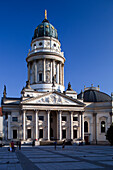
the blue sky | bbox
[0,0,113,100]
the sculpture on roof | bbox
[3,85,6,98]
[67,82,72,90]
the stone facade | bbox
[1,12,113,145]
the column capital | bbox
[23,110,26,113]
[69,111,74,114]
[79,111,85,115]
[35,110,39,114]
[46,110,50,114]
[93,112,97,116]
[58,110,62,114]
[109,112,112,116]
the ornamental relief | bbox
[38,94,70,104]
[46,71,50,83]
[38,60,43,71]
[46,60,51,71]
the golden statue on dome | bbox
[45,9,47,19]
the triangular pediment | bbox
[21,91,84,106]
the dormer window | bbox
[39,42,42,46]
[33,44,36,49]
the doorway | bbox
[27,129,31,139]
[13,130,17,139]
[50,111,57,140]
[84,136,89,145]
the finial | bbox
[45,9,47,19]
[3,85,6,98]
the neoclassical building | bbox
[1,11,113,144]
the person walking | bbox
[62,140,65,149]
[9,142,12,152]
[54,140,57,150]
[19,140,21,150]
[11,141,14,152]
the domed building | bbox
[78,85,112,144]
[1,11,113,145]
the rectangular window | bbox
[73,130,77,138]
[39,129,43,138]
[39,73,42,81]
[27,116,32,121]
[62,116,67,121]
[12,117,18,122]
[62,130,66,139]
[39,116,44,121]
[73,117,78,121]
[27,129,31,138]
[13,130,17,139]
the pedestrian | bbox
[16,141,19,148]
[32,139,35,147]
[62,140,65,149]
[19,140,21,150]
[54,140,57,150]
[11,141,14,152]
[9,142,12,152]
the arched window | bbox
[84,121,88,132]
[101,121,105,133]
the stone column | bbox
[81,112,84,140]
[34,61,37,83]
[58,111,62,140]
[93,113,97,143]
[70,111,73,140]
[43,59,46,82]
[23,110,26,141]
[35,110,39,140]
[56,63,59,84]
[51,61,53,83]
[79,113,81,138]
[52,60,55,77]
[62,64,64,85]
[8,114,11,139]
[59,62,62,84]
[28,62,30,81]
[47,110,50,140]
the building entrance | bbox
[50,111,57,140]
[84,136,89,145]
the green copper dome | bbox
[32,19,58,40]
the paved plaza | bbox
[1,145,113,169]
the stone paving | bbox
[1,145,113,169]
